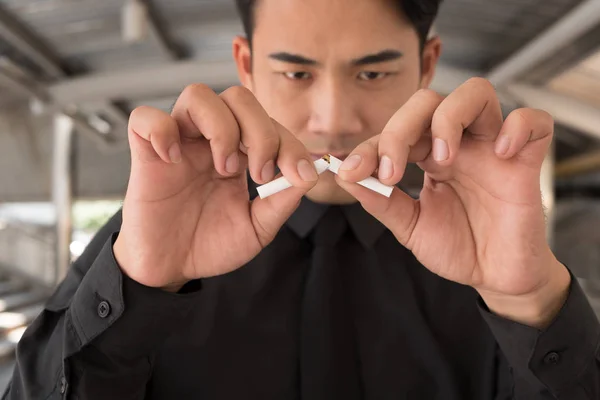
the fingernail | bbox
[297,159,318,182]
[169,143,182,163]
[378,155,393,180]
[495,136,511,156]
[261,160,275,182]
[433,138,449,162]
[226,152,239,174]
[340,154,362,171]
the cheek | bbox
[359,90,415,133]
[252,75,309,132]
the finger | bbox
[272,119,319,188]
[495,108,553,164]
[250,121,318,245]
[128,106,181,164]
[334,175,419,246]
[249,120,318,246]
[220,86,281,184]
[431,77,503,165]
[337,135,430,185]
[250,186,307,247]
[338,89,440,185]
[377,89,441,184]
[337,135,380,182]
[171,84,241,176]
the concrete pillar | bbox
[52,114,74,285]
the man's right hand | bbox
[113,85,318,292]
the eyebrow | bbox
[268,49,404,67]
[351,50,403,66]
[268,52,319,66]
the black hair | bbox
[234,0,442,50]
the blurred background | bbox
[0,0,599,390]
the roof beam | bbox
[0,5,64,79]
[487,0,600,86]
[49,59,239,103]
[47,58,600,141]
[144,0,179,61]
[47,61,487,103]
[0,4,129,132]
[0,66,122,151]
[505,83,600,140]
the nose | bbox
[306,77,364,145]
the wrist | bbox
[113,234,188,293]
[478,260,571,330]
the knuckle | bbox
[129,105,155,122]
[508,107,528,120]
[364,136,380,153]
[465,77,496,94]
[129,106,177,136]
[508,108,534,127]
[528,108,554,125]
[414,88,443,103]
[379,128,397,141]
[431,108,454,130]
[221,85,254,104]
[182,83,214,100]
[262,133,281,150]
[509,108,554,134]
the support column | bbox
[52,114,74,285]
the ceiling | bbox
[0,0,589,74]
[0,0,599,200]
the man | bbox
[4,0,599,398]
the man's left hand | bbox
[336,78,570,330]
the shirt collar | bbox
[286,197,387,249]
[248,174,387,249]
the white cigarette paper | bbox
[256,158,330,199]
[327,155,394,197]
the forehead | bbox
[252,0,418,56]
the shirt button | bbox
[543,351,561,365]
[97,301,111,318]
[59,376,67,394]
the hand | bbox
[336,78,570,328]
[113,85,319,291]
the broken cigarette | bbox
[256,154,394,199]
[256,156,331,199]
[327,155,394,197]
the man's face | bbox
[234,0,440,204]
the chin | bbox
[305,173,358,205]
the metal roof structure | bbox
[0,0,598,202]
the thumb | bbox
[334,175,420,246]
[250,186,309,246]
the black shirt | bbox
[3,191,600,399]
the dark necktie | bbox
[299,207,362,400]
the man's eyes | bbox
[280,71,394,81]
[358,71,391,81]
[283,71,312,80]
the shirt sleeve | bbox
[3,211,203,400]
[480,271,600,399]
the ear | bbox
[233,36,254,91]
[419,36,442,89]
